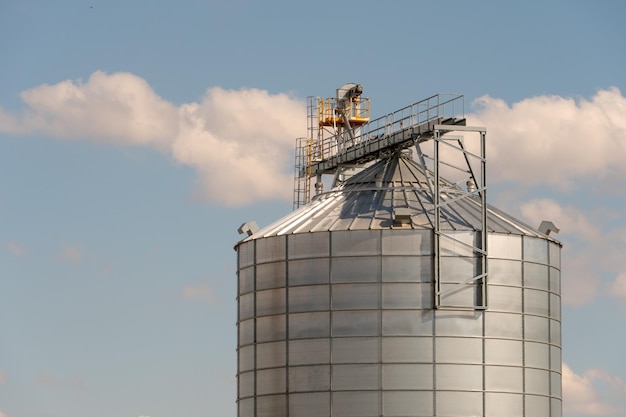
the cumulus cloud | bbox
[518,198,606,306]
[15,71,178,148]
[5,241,26,257]
[454,91,626,309]
[172,87,304,205]
[559,227,626,307]
[563,362,626,415]
[37,373,85,389]
[520,198,601,243]
[469,87,626,189]
[513,199,626,308]
[610,273,626,299]
[562,247,603,306]
[0,71,305,206]
[58,245,83,264]
[181,283,221,305]
[601,227,626,273]
[0,107,22,134]
[3,74,625,207]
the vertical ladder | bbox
[427,125,488,310]
[292,137,310,210]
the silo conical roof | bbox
[244,152,554,241]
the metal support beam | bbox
[433,127,488,310]
[293,92,489,309]
[293,94,467,208]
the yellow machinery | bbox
[293,84,371,208]
[293,86,471,215]
[318,83,371,127]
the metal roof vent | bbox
[393,207,413,227]
[238,221,259,237]
[538,220,560,236]
[375,173,384,188]
[400,148,413,159]
[466,179,476,193]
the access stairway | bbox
[295,94,467,189]
[293,91,488,310]
[307,116,466,177]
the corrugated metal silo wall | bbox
[236,229,561,417]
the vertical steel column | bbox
[433,129,441,308]
[433,126,488,309]
[252,241,258,416]
[284,236,290,417]
[480,130,488,308]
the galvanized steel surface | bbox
[236,154,562,417]
[244,155,553,241]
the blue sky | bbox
[1,1,626,416]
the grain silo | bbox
[234,86,562,417]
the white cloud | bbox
[58,245,83,264]
[561,246,602,307]
[99,265,111,278]
[0,107,22,134]
[171,87,305,205]
[601,227,626,275]
[520,198,601,243]
[469,87,626,189]
[0,71,305,206]
[181,283,221,305]
[38,373,62,388]
[610,273,626,299]
[507,193,626,309]
[5,241,26,257]
[3,75,625,207]
[518,198,606,306]
[37,373,85,389]
[563,362,626,415]
[15,71,178,148]
[558,226,626,307]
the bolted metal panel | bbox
[256,341,286,369]
[485,393,523,417]
[235,153,562,416]
[289,339,330,365]
[289,393,330,417]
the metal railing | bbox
[312,93,464,163]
